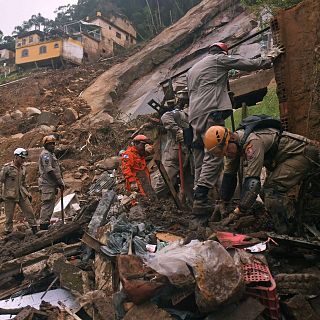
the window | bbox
[29,36,33,43]
[116,32,121,39]
[22,38,26,45]
[17,43,22,47]
[39,46,47,54]
[54,43,59,48]
[21,49,29,57]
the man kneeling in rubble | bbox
[203,116,320,233]
[153,88,194,201]
[121,135,154,200]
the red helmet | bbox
[133,134,148,143]
[209,42,228,53]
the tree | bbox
[241,0,303,13]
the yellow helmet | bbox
[42,135,56,145]
[204,126,230,156]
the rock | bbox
[96,157,121,170]
[1,113,11,122]
[10,109,23,120]
[26,107,41,117]
[38,111,60,126]
[74,172,82,179]
[11,133,24,139]
[283,294,319,320]
[38,125,55,133]
[64,107,78,124]
[78,166,89,173]
[123,302,172,320]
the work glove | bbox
[130,182,139,192]
[176,129,184,143]
[267,45,285,61]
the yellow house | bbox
[15,30,83,68]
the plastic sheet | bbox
[145,240,244,313]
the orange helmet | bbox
[42,135,56,145]
[204,126,230,156]
[209,42,228,54]
[133,134,149,143]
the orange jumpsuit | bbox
[121,146,150,196]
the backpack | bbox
[237,114,282,150]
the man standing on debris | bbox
[203,118,320,232]
[38,135,64,230]
[187,42,283,216]
[154,88,193,200]
[0,148,37,234]
[121,135,153,197]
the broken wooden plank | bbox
[155,160,183,210]
[0,243,81,282]
[14,222,82,258]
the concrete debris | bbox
[64,107,79,124]
[0,0,318,320]
[38,111,60,126]
[26,107,42,117]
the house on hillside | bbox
[15,30,83,69]
[64,12,137,62]
[0,45,15,62]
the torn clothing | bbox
[0,162,31,201]
[121,145,151,196]
[187,52,272,123]
[38,149,63,188]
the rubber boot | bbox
[192,186,213,215]
[31,226,38,234]
[40,223,49,230]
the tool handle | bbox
[60,189,65,224]
[178,143,185,195]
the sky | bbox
[0,0,78,36]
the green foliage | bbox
[241,0,303,13]
[9,0,201,41]
[226,88,280,130]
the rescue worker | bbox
[38,135,64,230]
[153,88,193,200]
[121,135,153,197]
[187,42,284,215]
[0,148,37,234]
[203,120,320,232]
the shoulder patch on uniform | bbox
[123,154,129,159]
[43,154,50,164]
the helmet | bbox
[14,148,28,158]
[42,135,56,145]
[176,87,189,100]
[204,126,230,156]
[209,42,228,53]
[133,135,149,143]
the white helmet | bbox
[14,148,28,158]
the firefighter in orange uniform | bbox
[121,135,153,196]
